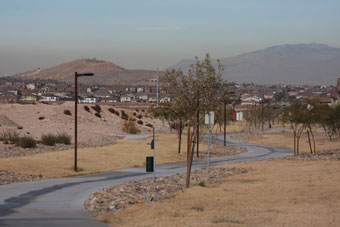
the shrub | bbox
[121,110,129,120]
[19,136,37,148]
[135,109,140,112]
[122,120,140,134]
[41,133,56,146]
[17,126,23,130]
[108,108,116,114]
[38,116,45,120]
[55,133,71,145]
[0,129,20,144]
[64,109,72,116]
[198,181,206,187]
[141,109,145,112]
[137,114,142,119]
[133,112,136,116]
[146,123,153,128]
[95,112,102,118]
[84,106,91,112]
[115,111,119,116]
[91,104,102,113]
[137,120,143,125]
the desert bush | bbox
[19,136,37,148]
[122,119,140,134]
[95,112,102,118]
[137,114,142,119]
[121,110,129,120]
[17,126,23,130]
[55,133,71,145]
[38,116,45,120]
[137,120,143,125]
[141,109,145,112]
[0,129,20,144]
[64,109,72,116]
[146,123,153,128]
[91,104,102,113]
[133,112,136,116]
[108,108,116,114]
[115,111,119,116]
[41,133,56,146]
[135,108,140,112]
[84,106,91,112]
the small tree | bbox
[282,102,309,156]
[150,101,186,154]
[164,54,229,187]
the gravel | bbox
[85,167,251,216]
[0,170,44,185]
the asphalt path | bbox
[0,133,292,227]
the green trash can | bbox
[146,156,154,172]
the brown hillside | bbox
[14,58,162,85]
[15,58,125,80]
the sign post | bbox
[205,111,214,169]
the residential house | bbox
[120,94,134,102]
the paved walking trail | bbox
[0,134,291,226]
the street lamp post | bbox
[74,72,94,171]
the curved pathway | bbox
[0,134,291,226]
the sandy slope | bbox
[0,102,162,146]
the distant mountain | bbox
[14,58,160,85]
[170,43,340,85]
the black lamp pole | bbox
[74,72,94,171]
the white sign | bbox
[236,111,243,121]
[205,111,214,124]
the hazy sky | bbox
[1,0,340,75]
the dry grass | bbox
[0,133,222,178]
[244,130,340,154]
[99,159,340,226]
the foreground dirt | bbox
[99,159,340,227]
[0,133,244,182]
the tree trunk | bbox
[307,129,313,154]
[309,127,316,153]
[186,120,191,188]
[293,130,296,156]
[296,136,300,156]
[178,120,183,154]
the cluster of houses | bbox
[0,78,171,104]
[0,77,339,108]
[234,79,340,108]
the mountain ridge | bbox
[170,43,340,85]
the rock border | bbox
[85,167,251,216]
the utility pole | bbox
[153,127,156,178]
[74,72,94,172]
[261,99,264,131]
[196,90,200,157]
[207,112,211,169]
[224,99,226,146]
[74,73,78,171]
[156,68,159,108]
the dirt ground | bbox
[99,159,340,227]
[0,133,241,178]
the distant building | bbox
[81,96,98,103]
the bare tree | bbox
[164,54,229,187]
